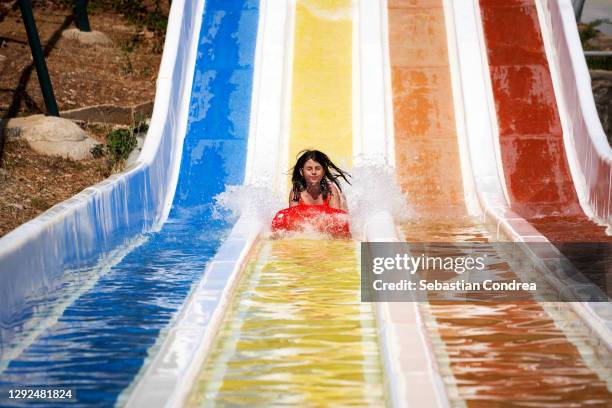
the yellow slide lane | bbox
[289,0,353,170]
[186,2,386,406]
[186,240,383,407]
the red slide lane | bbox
[479,0,610,243]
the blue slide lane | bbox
[0,1,259,406]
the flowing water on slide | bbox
[187,1,386,406]
[186,239,384,407]
[388,0,612,405]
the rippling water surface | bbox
[0,1,260,406]
[0,219,228,407]
[424,301,612,406]
[186,239,385,407]
[401,221,612,406]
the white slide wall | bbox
[537,0,611,228]
[0,0,205,322]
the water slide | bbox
[0,0,610,406]
[388,1,611,405]
[0,0,259,404]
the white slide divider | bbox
[443,0,482,218]
[450,0,611,353]
[357,1,450,407]
[451,0,522,236]
[537,0,611,228]
[124,1,290,406]
[0,0,205,341]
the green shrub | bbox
[144,9,167,33]
[93,118,148,170]
[132,117,149,135]
[106,128,137,165]
[578,19,611,71]
[579,19,611,50]
[90,143,105,158]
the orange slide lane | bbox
[388,0,611,405]
[388,0,489,241]
[389,0,465,223]
[478,0,610,285]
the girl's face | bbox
[301,159,324,186]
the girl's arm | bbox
[329,184,347,211]
[339,190,348,211]
[289,190,299,207]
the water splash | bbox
[214,184,351,240]
[213,183,283,225]
[345,160,413,237]
[214,161,412,240]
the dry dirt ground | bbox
[0,2,165,236]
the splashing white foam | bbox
[213,160,412,240]
[213,183,283,227]
[344,159,412,237]
[214,185,346,240]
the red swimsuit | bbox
[297,192,331,207]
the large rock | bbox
[62,28,112,46]
[590,69,612,146]
[8,115,97,160]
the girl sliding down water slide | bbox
[272,150,351,238]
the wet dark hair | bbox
[290,149,351,201]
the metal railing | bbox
[585,50,612,57]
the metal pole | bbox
[573,0,586,22]
[17,0,59,117]
[75,0,91,32]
